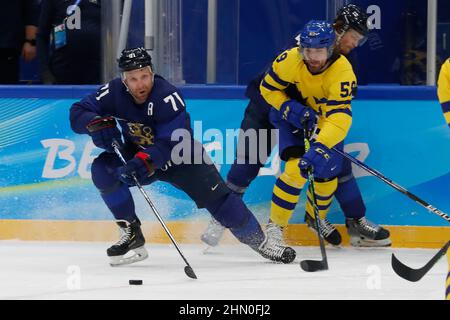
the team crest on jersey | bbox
[127,122,154,146]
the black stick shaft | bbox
[306,167,329,268]
[301,129,328,271]
[333,147,450,223]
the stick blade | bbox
[184,266,198,279]
[391,254,423,282]
[300,259,328,272]
[392,241,450,282]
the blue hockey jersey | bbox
[70,75,193,169]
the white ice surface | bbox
[0,241,447,300]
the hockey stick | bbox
[391,240,450,282]
[300,129,329,272]
[332,148,450,224]
[112,141,197,279]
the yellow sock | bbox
[446,248,449,300]
[305,178,338,220]
[270,159,306,227]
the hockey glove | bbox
[86,116,122,153]
[279,100,316,131]
[117,151,155,185]
[299,142,341,180]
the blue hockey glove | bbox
[86,116,122,153]
[299,142,341,179]
[279,100,316,131]
[117,151,155,185]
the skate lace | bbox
[261,240,285,259]
[114,226,132,246]
[356,217,379,235]
[319,218,336,238]
[266,223,283,243]
[260,237,286,259]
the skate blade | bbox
[202,245,225,255]
[109,247,149,267]
[200,234,221,248]
[350,237,392,248]
[202,245,213,254]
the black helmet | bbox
[335,4,369,36]
[118,47,153,72]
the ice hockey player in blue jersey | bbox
[69,47,296,266]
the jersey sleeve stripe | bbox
[326,108,352,118]
[326,99,352,106]
[268,67,290,87]
[261,79,281,91]
[441,101,450,113]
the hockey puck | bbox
[129,279,143,285]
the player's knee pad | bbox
[91,153,136,221]
[206,192,251,229]
[91,152,122,192]
[226,162,262,192]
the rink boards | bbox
[0,85,449,247]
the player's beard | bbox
[307,59,328,73]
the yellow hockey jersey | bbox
[438,58,450,126]
[260,47,356,148]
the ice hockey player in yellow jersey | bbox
[438,58,450,300]
[438,58,450,127]
[200,5,391,250]
[446,247,449,300]
[260,20,390,252]
[260,20,352,247]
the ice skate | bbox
[256,233,296,264]
[265,221,287,246]
[346,217,391,247]
[107,219,148,266]
[304,213,342,246]
[201,218,226,248]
